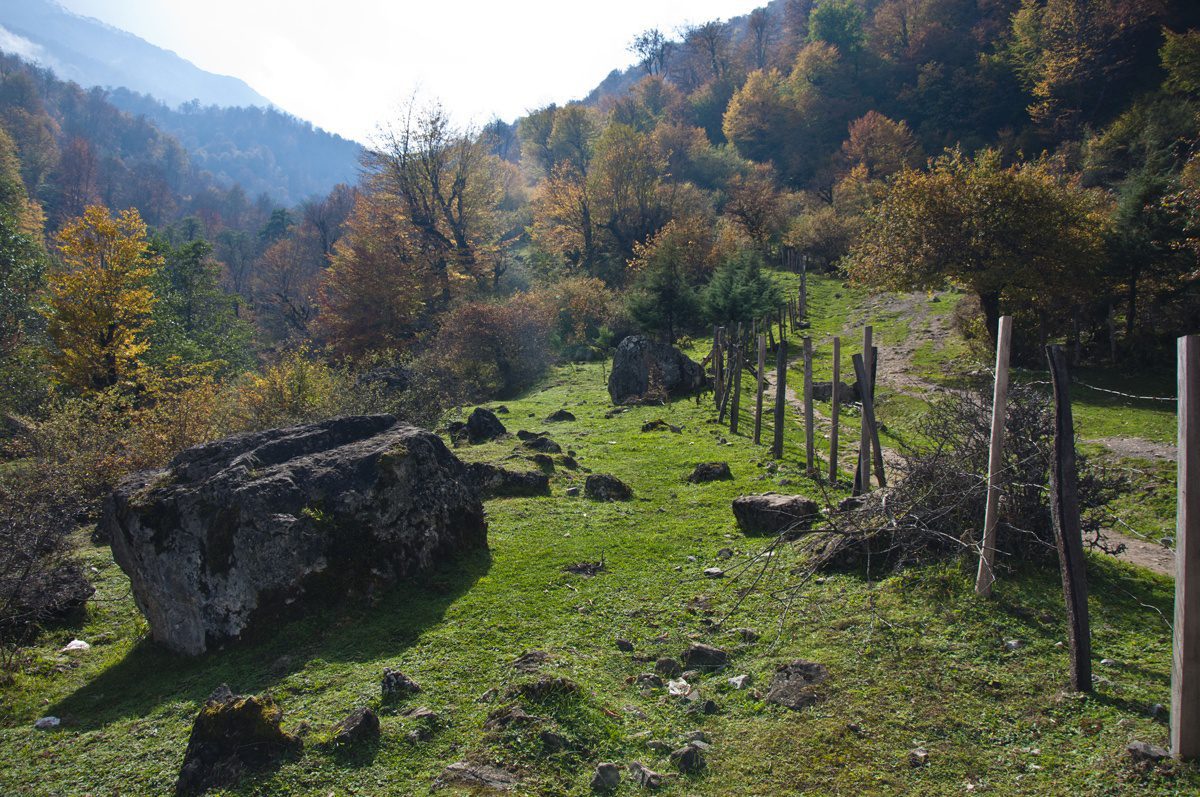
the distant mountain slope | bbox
[108,89,361,205]
[0,0,270,109]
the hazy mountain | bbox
[0,0,271,109]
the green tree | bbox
[703,248,782,326]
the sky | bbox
[55,0,768,143]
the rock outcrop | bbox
[103,415,487,655]
[466,462,551,498]
[732,493,821,536]
[607,336,704,405]
[585,474,633,502]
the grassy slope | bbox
[0,343,1193,795]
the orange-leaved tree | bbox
[44,205,162,392]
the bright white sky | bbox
[56,0,767,143]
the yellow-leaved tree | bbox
[44,205,162,392]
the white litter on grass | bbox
[34,716,60,729]
[667,678,692,697]
[60,639,90,653]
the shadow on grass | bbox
[51,550,492,730]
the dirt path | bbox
[1097,528,1174,577]
[1089,436,1176,462]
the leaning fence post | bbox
[1046,344,1091,692]
[975,315,1013,598]
[1174,334,1200,758]
[851,353,879,496]
[754,334,766,445]
[773,339,787,459]
[803,336,815,473]
[855,326,873,495]
[829,336,841,483]
[714,327,725,409]
[799,256,808,320]
[731,324,743,435]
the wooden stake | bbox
[714,327,724,408]
[856,326,873,494]
[829,336,841,483]
[799,257,808,320]
[754,333,766,445]
[1046,344,1091,693]
[976,315,1013,598]
[851,353,879,497]
[869,345,886,487]
[1174,334,1200,758]
[731,324,743,435]
[773,339,787,459]
[803,336,814,472]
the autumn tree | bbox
[849,149,1108,348]
[841,111,921,178]
[631,28,674,76]
[724,164,787,251]
[44,205,162,391]
[626,216,716,341]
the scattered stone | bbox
[465,407,507,443]
[636,673,664,688]
[524,435,563,454]
[34,716,60,730]
[670,743,707,773]
[716,548,733,559]
[641,419,682,434]
[703,567,725,579]
[483,704,545,731]
[545,409,576,423]
[682,669,702,681]
[667,678,692,697]
[687,462,732,483]
[329,707,380,748]
[1004,640,1025,652]
[103,416,487,656]
[627,761,665,789]
[437,761,519,792]
[684,730,710,743]
[732,494,821,536]
[175,685,301,797]
[591,762,621,792]
[1127,741,1170,764]
[466,461,551,498]
[616,638,635,652]
[381,668,421,699]
[565,486,581,497]
[511,650,551,673]
[681,643,729,671]
[655,658,683,678]
[585,474,633,502]
[60,639,90,653]
[728,674,751,690]
[564,561,606,577]
[608,336,705,405]
[494,406,509,414]
[539,729,570,752]
[909,747,929,768]
[766,660,828,710]
[734,628,759,643]
[1100,658,1118,667]
[516,429,546,441]
[530,453,555,470]
[405,706,440,741]
[557,455,580,470]
[689,699,719,715]
[647,740,673,754]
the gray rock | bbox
[585,474,633,502]
[33,716,60,729]
[655,657,683,678]
[467,462,550,498]
[670,743,707,773]
[728,674,751,690]
[627,761,665,788]
[565,486,581,497]
[524,435,563,454]
[175,685,301,797]
[465,407,507,443]
[545,409,576,423]
[687,462,732,483]
[381,668,421,699]
[1127,740,1169,763]
[511,650,551,672]
[703,567,725,578]
[732,494,820,536]
[591,762,621,792]
[647,740,673,754]
[684,730,709,743]
[681,643,729,670]
[616,638,634,652]
[103,416,487,655]
[636,673,664,688]
[539,729,569,752]
[437,761,519,791]
[330,707,380,747]
[734,628,760,643]
[608,336,705,405]
[642,419,683,433]
[766,660,828,710]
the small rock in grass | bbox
[642,419,682,433]
[60,639,90,653]
[465,407,507,444]
[636,673,664,688]
[734,628,759,643]
[688,699,719,715]
[728,674,751,690]
[616,638,634,652]
[703,567,725,579]
[687,462,732,483]
[591,762,621,792]
[511,650,551,673]
[684,730,710,743]
[627,761,664,788]
[716,548,733,559]
[381,668,421,698]
[545,409,576,423]
[330,707,380,747]
[909,747,929,768]
[437,761,519,791]
[655,657,682,678]
[681,643,729,670]
[1127,741,1169,764]
[566,486,581,497]
[539,729,569,752]
[647,739,673,754]
[1100,658,1118,667]
[1150,703,1168,719]
[670,743,707,773]
[1004,640,1024,652]
[524,435,563,454]
[667,678,692,697]
[766,660,828,710]
[34,716,60,729]
[585,473,633,501]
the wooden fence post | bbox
[800,257,808,320]
[851,353,880,496]
[855,326,873,495]
[869,346,886,487]
[731,324,743,435]
[1046,344,1091,693]
[754,334,766,445]
[773,339,787,459]
[829,336,841,483]
[804,336,815,473]
[1174,334,1200,758]
[975,315,1013,598]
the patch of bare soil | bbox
[1097,528,1174,577]
[1090,436,1176,462]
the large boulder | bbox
[465,407,507,444]
[732,493,821,536]
[102,415,487,655]
[607,336,704,405]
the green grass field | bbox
[0,349,1192,795]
